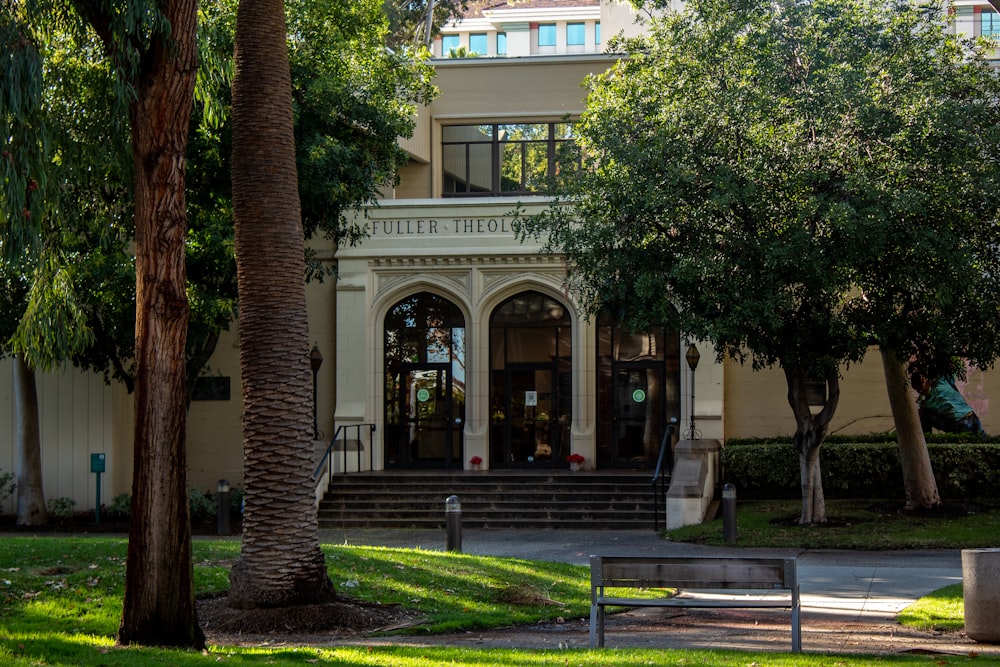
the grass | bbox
[897,583,965,632]
[0,502,989,666]
[664,499,1000,549]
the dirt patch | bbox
[197,594,423,645]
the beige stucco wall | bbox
[723,352,997,440]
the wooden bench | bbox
[589,555,801,652]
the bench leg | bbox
[589,604,605,648]
[791,604,801,653]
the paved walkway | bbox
[318,527,999,655]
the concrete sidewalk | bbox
[318,527,998,655]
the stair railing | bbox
[651,420,678,532]
[311,423,376,505]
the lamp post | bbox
[685,343,701,439]
[310,344,323,440]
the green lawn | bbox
[0,503,986,667]
[665,499,1000,549]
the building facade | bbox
[0,0,996,514]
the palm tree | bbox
[228,0,336,608]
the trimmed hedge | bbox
[722,437,1000,500]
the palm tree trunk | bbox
[228,0,336,609]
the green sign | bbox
[632,389,647,404]
[417,388,431,402]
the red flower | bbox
[469,456,483,465]
[566,453,585,464]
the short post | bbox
[217,479,231,536]
[722,483,737,543]
[445,495,462,552]
[90,453,106,525]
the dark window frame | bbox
[441,122,578,197]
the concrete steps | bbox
[317,470,663,530]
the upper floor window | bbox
[595,22,601,45]
[497,32,507,55]
[442,123,580,196]
[567,23,586,46]
[469,33,488,55]
[983,8,1000,37]
[538,24,556,47]
[442,34,460,56]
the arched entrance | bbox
[384,292,466,469]
[596,323,681,468]
[489,291,571,468]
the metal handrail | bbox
[312,423,376,489]
[651,421,677,532]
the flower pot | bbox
[569,462,581,472]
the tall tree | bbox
[525,0,1000,523]
[1,3,107,526]
[65,0,204,646]
[228,0,336,608]
[384,0,467,48]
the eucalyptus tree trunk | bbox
[784,366,840,525]
[881,349,941,510]
[109,0,203,648]
[228,0,336,609]
[13,355,47,527]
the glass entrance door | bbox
[597,324,680,468]
[612,364,666,466]
[495,363,562,466]
[390,362,460,468]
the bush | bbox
[106,493,132,520]
[188,487,218,523]
[0,469,15,506]
[722,436,1000,500]
[46,497,77,518]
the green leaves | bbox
[534,0,1000,384]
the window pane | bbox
[538,23,556,46]
[499,123,546,141]
[497,32,507,55]
[443,125,492,142]
[442,144,468,192]
[442,34,460,55]
[500,142,523,192]
[567,22,585,46]
[984,10,1000,37]
[469,33,487,54]
[467,143,493,193]
[523,141,549,191]
[595,22,601,44]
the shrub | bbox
[106,493,132,520]
[0,469,15,506]
[47,497,77,518]
[722,437,1000,500]
[188,487,217,523]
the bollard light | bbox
[722,483,737,544]
[445,495,462,552]
[217,479,231,536]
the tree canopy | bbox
[525,0,1000,522]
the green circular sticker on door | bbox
[632,389,647,403]
[417,388,431,402]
